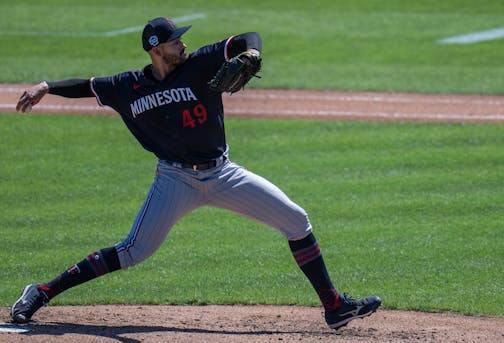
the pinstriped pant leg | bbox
[116,162,204,269]
[208,162,312,240]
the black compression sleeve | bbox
[227,32,262,59]
[47,78,94,98]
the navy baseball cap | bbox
[142,17,191,51]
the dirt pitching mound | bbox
[1,305,504,343]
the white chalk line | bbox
[229,92,504,106]
[226,108,504,121]
[438,27,504,44]
[0,13,206,37]
[0,323,30,333]
[2,86,504,106]
[0,103,113,112]
[1,104,503,122]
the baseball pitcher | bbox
[12,17,381,330]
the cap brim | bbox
[168,25,191,41]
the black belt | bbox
[181,160,218,171]
[170,156,226,171]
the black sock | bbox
[38,246,121,300]
[289,233,342,311]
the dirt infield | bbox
[1,85,503,342]
[1,305,504,343]
[2,84,504,122]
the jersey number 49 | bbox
[182,104,208,128]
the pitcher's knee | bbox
[115,242,155,270]
[277,211,313,240]
[283,222,313,240]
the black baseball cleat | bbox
[325,294,381,330]
[11,284,49,324]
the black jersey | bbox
[90,37,236,164]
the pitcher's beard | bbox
[163,52,188,66]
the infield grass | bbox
[1,0,504,93]
[1,114,503,316]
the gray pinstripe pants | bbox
[116,158,312,269]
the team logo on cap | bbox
[149,35,159,47]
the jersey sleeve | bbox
[89,75,118,108]
[225,32,262,59]
[90,71,137,110]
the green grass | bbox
[1,114,503,316]
[1,0,504,318]
[1,0,504,93]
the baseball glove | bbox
[208,49,262,94]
